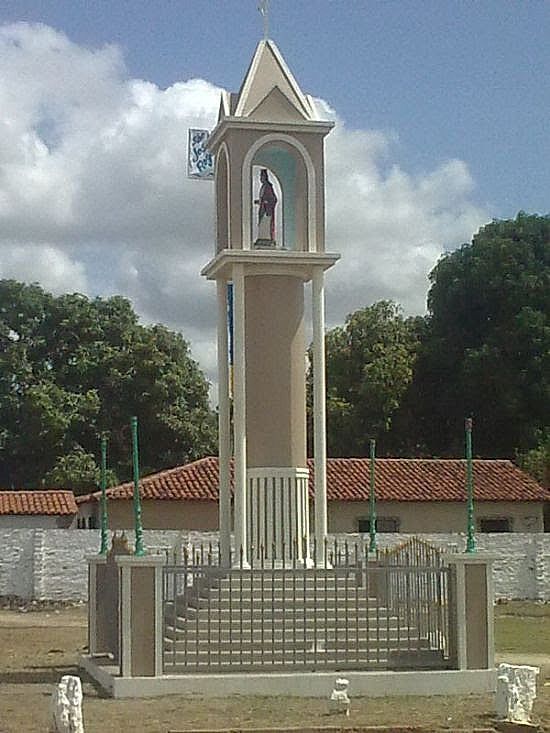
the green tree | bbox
[314,301,420,456]
[417,212,550,457]
[517,435,550,486]
[44,446,118,493]
[0,281,217,491]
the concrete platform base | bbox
[79,655,496,699]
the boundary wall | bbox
[0,529,548,601]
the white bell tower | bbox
[202,39,339,566]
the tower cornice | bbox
[201,248,340,281]
[207,117,334,155]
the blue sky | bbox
[0,1,548,382]
[3,0,548,218]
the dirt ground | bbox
[0,604,548,733]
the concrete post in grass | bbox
[445,553,494,671]
[117,554,165,678]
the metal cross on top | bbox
[258,0,270,39]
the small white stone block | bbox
[329,677,350,716]
[495,663,539,724]
[50,675,84,733]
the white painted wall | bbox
[329,501,545,533]
[0,529,35,598]
[0,529,549,601]
[0,515,76,529]
[342,532,550,602]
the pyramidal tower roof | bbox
[219,39,318,123]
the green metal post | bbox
[98,434,109,554]
[465,417,476,553]
[369,438,377,553]
[131,416,145,556]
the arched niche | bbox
[244,137,313,252]
[215,144,229,252]
[251,164,283,247]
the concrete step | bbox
[388,648,447,668]
[177,584,376,602]
[165,596,389,607]
[164,625,415,641]
[165,614,406,627]
[162,650,393,665]
[165,607,391,618]
[169,574,368,590]
[179,600,381,613]
[216,574,366,584]
[163,637,423,653]
[163,622,416,640]
[168,587,372,603]
[162,659,389,673]
[166,598,389,612]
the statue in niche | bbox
[254,169,277,247]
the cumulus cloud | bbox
[0,243,87,294]
[319,97,486,319]
[0,22,489,388]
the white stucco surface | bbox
[496,663,539,723]
[0,529,549,601]
[0,515,76,529]
[50,675,84,733]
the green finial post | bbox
[99,434,109,554]
[465,417,476,553]
[369,438,377,553]
[131,416,145,556]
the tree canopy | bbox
[0,281,217,491]
[316,213,549,469]
[416,212,550,458]
[1,213,548,490]
[316,301,420,456]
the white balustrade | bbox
[247,467,310,565]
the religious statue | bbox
[254,169,277,247]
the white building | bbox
[76,456,548,533]
[0,490,77,529]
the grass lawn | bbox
[0,601,548,733]
[495,600,550,656]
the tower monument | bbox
[202,38,339,566]
[82,29,494,697]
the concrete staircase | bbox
[163,570,445,672]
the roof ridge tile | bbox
[73,457,548,505]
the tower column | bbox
[203,37,338,569]
[216,279,231,566]
[233,264,248,565]
[312,267,328,563]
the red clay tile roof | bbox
[76,457,549,505]
[322,458,548,502]
[0,491,78,516]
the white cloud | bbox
[0,22,489,390]
[0,243,87,294]
[323,116,486,319]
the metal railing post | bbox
[131,416,145,556]
[465,418,476,553]
[98,434,109,554]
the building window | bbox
[357,517,400,533]
[479,517,511,533]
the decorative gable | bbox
[235,40,314,120]
[248,85,308,123]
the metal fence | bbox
[380,537,450,658]
[162,538,451,674]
